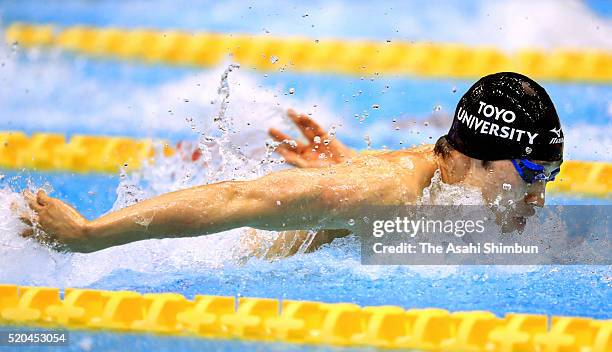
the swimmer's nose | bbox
[524,182,546,207]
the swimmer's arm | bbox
[81,171,346,251]
[28,165,382,252]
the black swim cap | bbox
[446,72,564,161]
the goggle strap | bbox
[512,159,527,180]
[519,159,545,171]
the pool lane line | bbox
[5,22,612,83]
[1,130,610,197]
[0,285,610,351]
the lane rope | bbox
[0,284,610,351]
[5,23,612,82]
[0,131,609,197]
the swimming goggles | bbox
[511,159,561,184]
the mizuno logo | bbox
[550,127,562,138]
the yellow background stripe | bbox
[0,131,609,197]
[0,131,173,173]
[5,23,612,82]
[0,284,610,351]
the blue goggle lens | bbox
[512,159,561,184]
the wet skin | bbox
[20,110,560,254]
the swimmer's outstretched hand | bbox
[21,189,88,251]
[269,109,356,168]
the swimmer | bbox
[19,72,563,254]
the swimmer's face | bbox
[464,159,562,232]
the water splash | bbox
[419,169,485,205]
[0,63,301,286]
[0,33,608,292]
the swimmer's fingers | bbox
[36,189,50,206]
[269,128,305,152]
[10,199,35,234]
[275,147,309,168]
[23,190,44,211]
[24,189,50,208]
[20,227,34,239]
[287,109,327,141]
[15,207,36,238]
[18,211,37,227]
[268,128,294,144]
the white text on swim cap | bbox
[478,101,516,123]
[456,102,538,144]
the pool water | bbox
[0,1,611,350]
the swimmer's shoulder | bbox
[357,145,435,167]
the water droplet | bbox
[285,139,298,148]
[372,104,380,109]
[288,87,295,95]
[78,337,93,351]
[313,136,321,144]
[270,56,279,64]
[502,183,512,191]
[433,105,442,112]
[276,200,282,206]
[451,86,457,93]
[347,219,355,226]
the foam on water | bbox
[0,63,345,287]
[0,144,610,317]
[0,21,609,314]
[0,36,342,142]
[0,63,531,288]
[0,58,609,289]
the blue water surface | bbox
[0,1,611,351]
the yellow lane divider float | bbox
[0,285,610,351]
[5,23,612,82]
[0,131,173,173]
[0,131,610,197]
